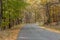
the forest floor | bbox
[0,24,24,40]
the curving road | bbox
[17,24,60,40]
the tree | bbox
[0,0,28,30]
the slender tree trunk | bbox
[0,0,2,30]
[45,3,51,24]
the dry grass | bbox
[0,24,24,40]
[44,24,60,30]
[40,24,60,33]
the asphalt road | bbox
[17,24,60,40]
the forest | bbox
[0,0,60,30]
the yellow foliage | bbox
[50,5,60,16]
[40,0,50,5]
[49,4,60,22]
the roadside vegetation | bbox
[0,0,28,30]
[0,0,28,40]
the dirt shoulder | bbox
[0,24,24,40]
[40,25,60,33]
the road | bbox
[17,24,60,40]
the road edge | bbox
[39,26,60,34]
